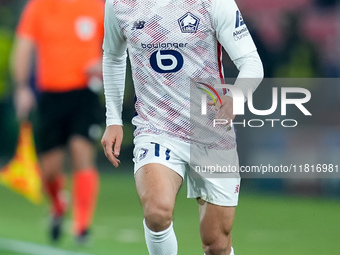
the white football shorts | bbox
[133,134,241,206]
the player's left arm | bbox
[211,0,264,121]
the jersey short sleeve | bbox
[213,0,256,61]
[16,0,40,41]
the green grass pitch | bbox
[0,172,339,255]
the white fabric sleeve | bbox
[213,0,257,60]
[233,50,264,101]
[102,0,128,126]
[103,52,127,126]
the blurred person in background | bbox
[11,0,105,244]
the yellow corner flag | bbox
[0,122,43,204]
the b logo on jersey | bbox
[178,12,200,33]
[150,50,184,73]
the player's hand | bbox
[101,125,123,168]
[207,94,235,124]
[14,85,36,121]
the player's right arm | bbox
[101,0,128,167]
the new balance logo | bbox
[235,10,245,28]
[132,20,145,30]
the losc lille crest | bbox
[178,12,200,33]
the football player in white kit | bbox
[101,0,263,254]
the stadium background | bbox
[0,0,340,254]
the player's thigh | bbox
[189,145,239,251]
[133,138,185,228]
[135,163,182,211]
[199,200,235,248]
[135,163,183,231]
[133,138,186,206]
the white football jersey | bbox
[103,0,258,149]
